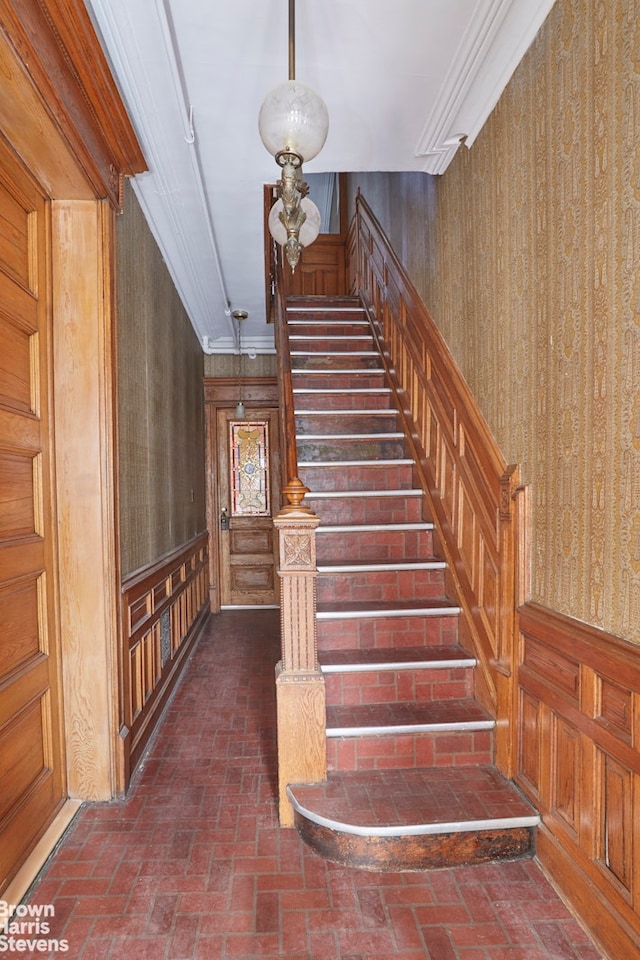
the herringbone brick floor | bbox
[27,610,604,959]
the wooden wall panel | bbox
[518,601,640,959]
[120,533,209,785]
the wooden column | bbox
[274,480,326,826]
[52,199,121,799]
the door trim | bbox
[204,377,279,612]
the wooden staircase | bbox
[284,295,539,871]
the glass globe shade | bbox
[258,80,329,162]
[268,196,321,248]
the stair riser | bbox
[289,323,369,338]
[294,816,534,872]
[292,372,386,390]
[299,462,413,492]
[306,495,423,525]
[326,729,493,772]
[317,615,460,651]
[291,354,380,371]
[294,392,392,411]
[296,413,399,435]
[290,337,374,353]
[324,667,474,708]
[297,437,406,462]
[317,569,446,604]
[316,528,435,563]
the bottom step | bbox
[287,765,539,872]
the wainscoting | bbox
[119,533,209,785]
[517,601,640,959]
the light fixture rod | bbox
[288,0,295,80]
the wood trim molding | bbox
[0,0,145,205]
[518,600,640,960]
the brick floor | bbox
[25,609,604,959]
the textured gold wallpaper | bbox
[116,181,206,576]
[348,0,640,642]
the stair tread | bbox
[326,697,493,734]
[288,766,539,836]
[308,489,422,499]
[317,598,460,617]
[317,559,445,572]
[319,644,475,671]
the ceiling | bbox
[84,0,555,355]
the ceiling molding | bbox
[415,0,556,175]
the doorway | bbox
[217,408,280,606]
[204,379,281,610]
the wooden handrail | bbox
[272,241,304,497]
[349,193,524,776]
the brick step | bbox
[293,387,393,411]
[292,370,387,390]
[325,702,494,773]
[317,566,446,604]
[315,521,435,563]
[307,490,424,525]
[286,296,363,312]
[325,698,494,774]
[295,410,399,436]
[291,352,381,371]
[320,645,475,707]
[326,725,493,773]
[316,599,460,651]
[290,335,375,353]
[287,766,539,871]
[296,434,406,461]
[299,459,414,492]
[288,322,371,338]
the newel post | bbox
[273,478,326,826]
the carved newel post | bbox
[273,478,326,826]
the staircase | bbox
[284,295,539,871]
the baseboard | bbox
[1,799,82,918]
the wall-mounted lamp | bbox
[232,309,248,417]
[258,0,328,271]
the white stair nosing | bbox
[326,719,494,737]
[291,350,377,356]
[290,335,372,341]
[307,489,422,500]
[299,433,404,440]
[285,790,540,838]
[317,560,445,572]
[317,522,434,533]
[296,409,396,416]
[317,606,461,620]
[299,459,412,467]
[292,369,385,375]
[320,658,475,674]
[286,306,364,313]
[293,388,391,394]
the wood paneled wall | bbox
[518,602,640,959]
[119,534,209,784]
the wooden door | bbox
[0,140,65,892]
[217,408,280,606]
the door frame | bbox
[204,377,279,612]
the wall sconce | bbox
[258,0,328,271]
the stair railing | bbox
[349,193,524,776]
[272,242,327,826]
